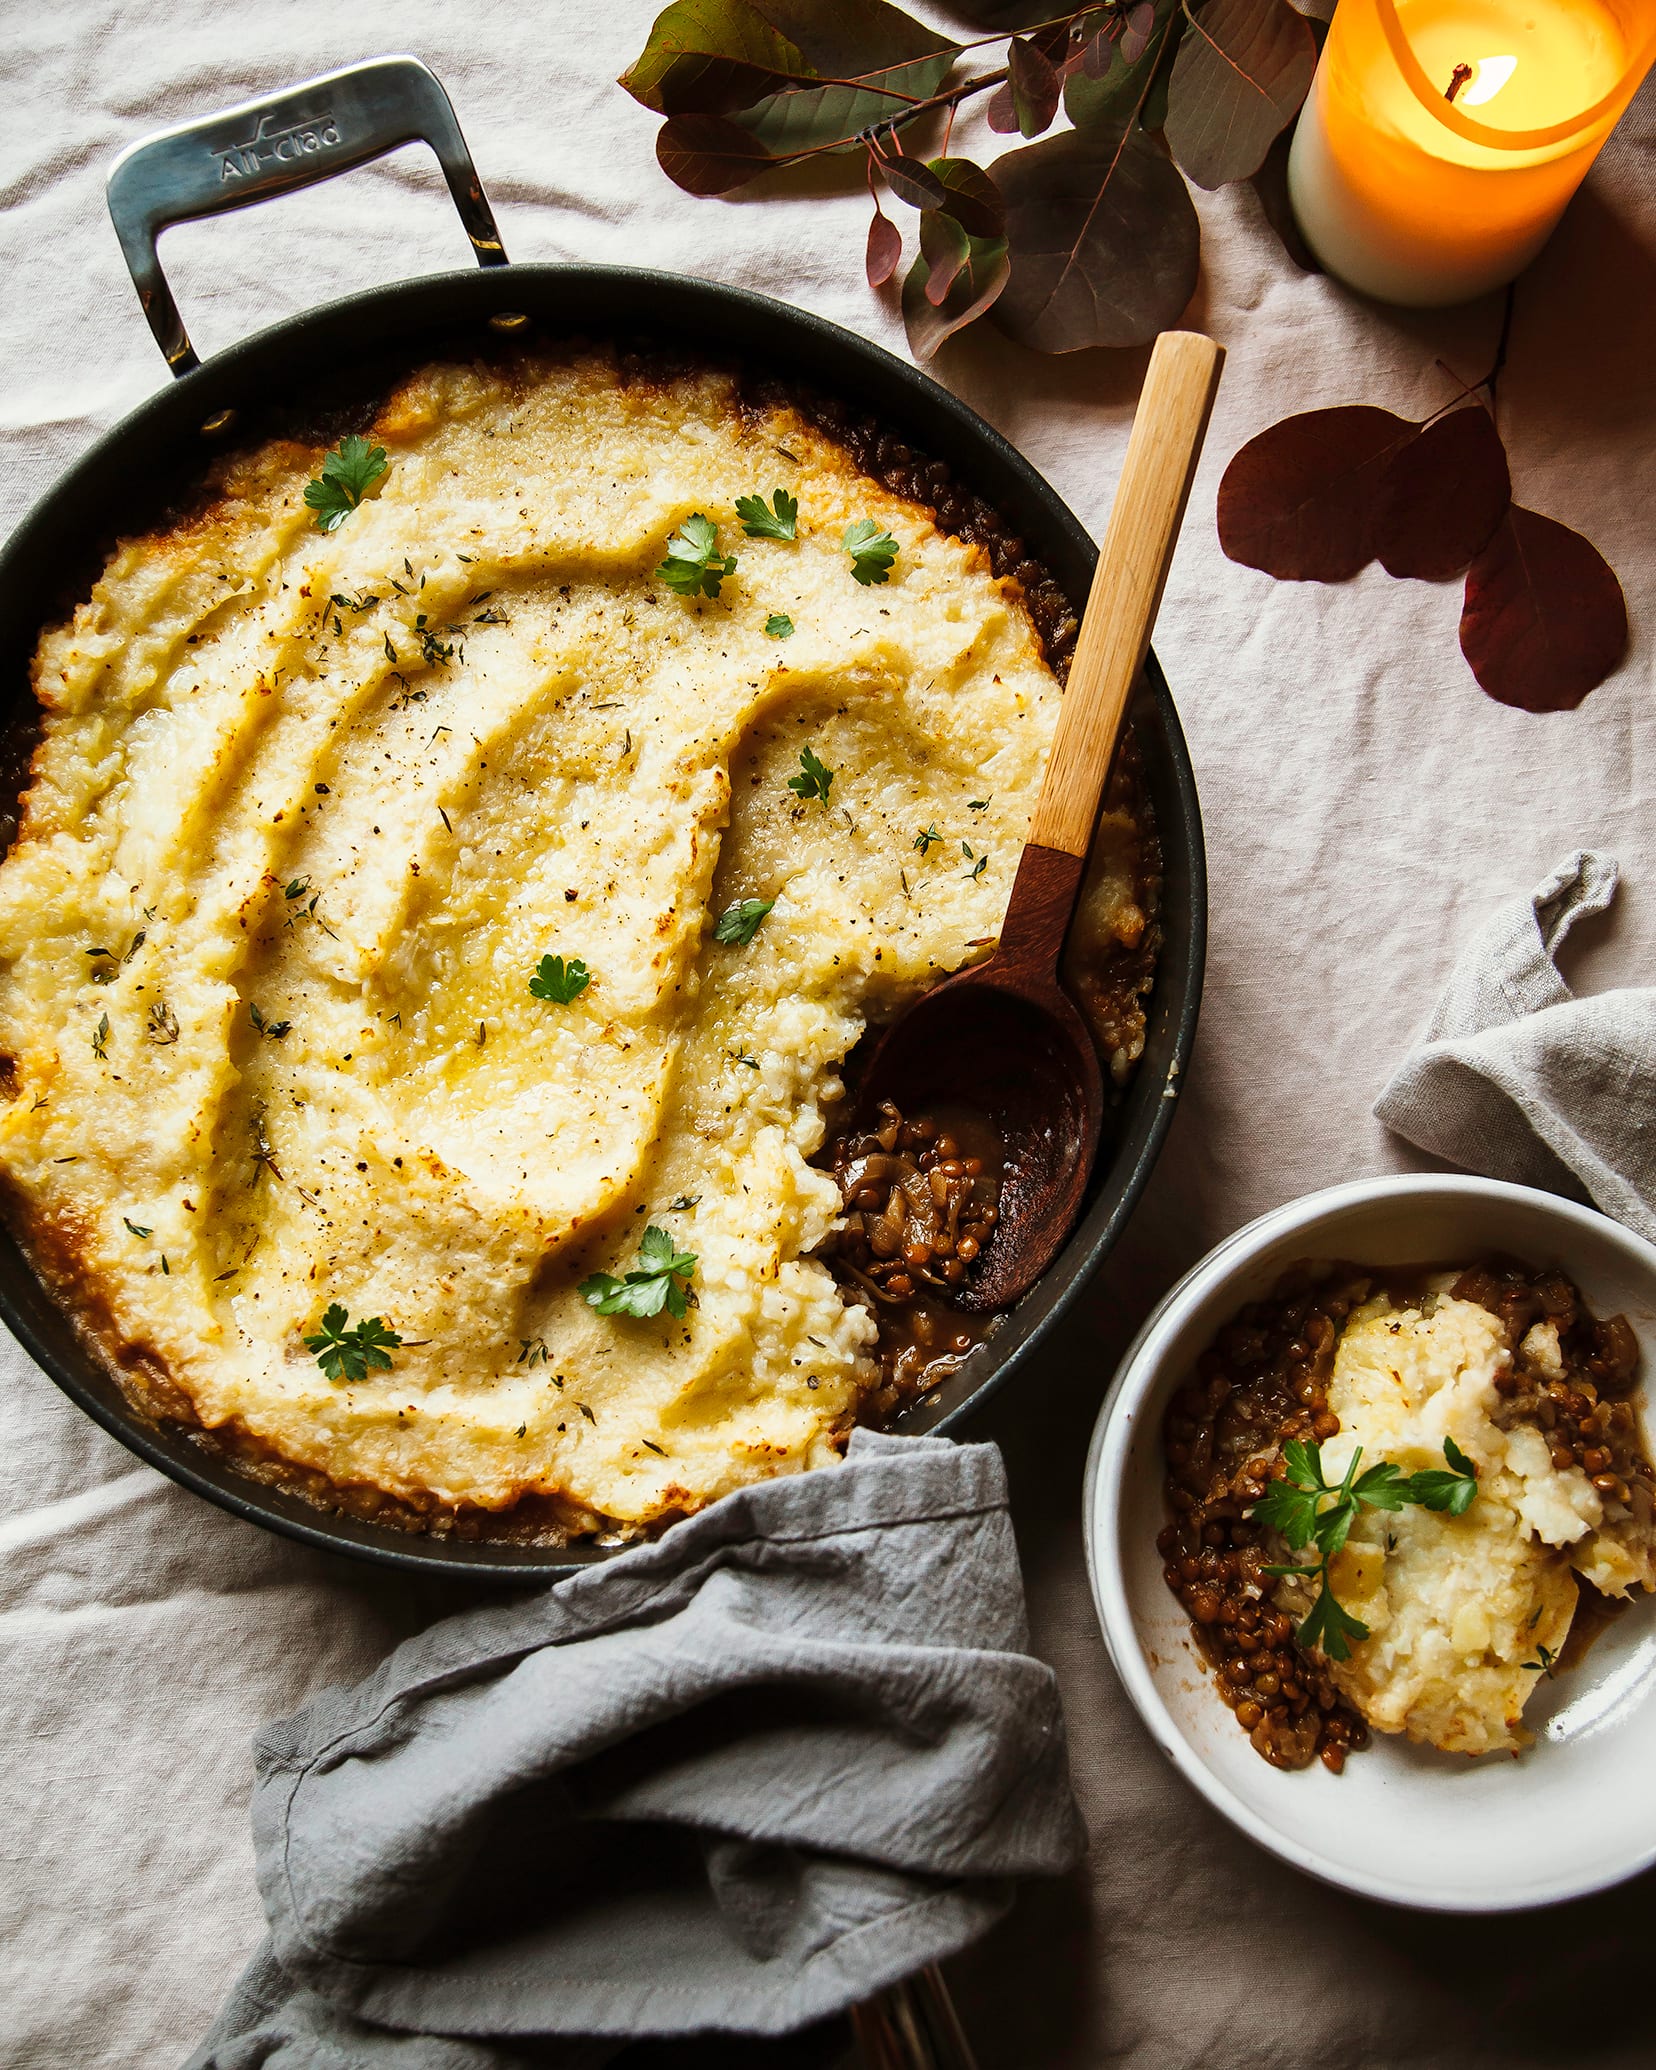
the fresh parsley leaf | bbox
[304,435,389,533]
[1296,1583,1371,1663]
[529,954,591,1005]
[913,824,943,855]
[843,517,899,586]
[1249,1434,1480,1662]
[657,514,737,600]
[765,613,795,639]
[714,898,774,947]
[1250,1478,1322,1552]
[304,1303,402,1383]
[1398,1439,1480,1515]
[579,1225,698,1322]
[735,489,798,541]
[123,1217,152,1239]
[787,744,834,806]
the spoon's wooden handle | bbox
[1027,330,1224,859]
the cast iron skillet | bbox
[0,56,1206,1578]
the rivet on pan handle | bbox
[106,54,507,378]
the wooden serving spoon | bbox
[851,329,1224,1313]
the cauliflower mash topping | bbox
[0,350,1103,1535]
[1300,1286,1653,1755]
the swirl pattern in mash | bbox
[0,351,1081,1535]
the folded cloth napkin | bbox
[189,1429,1084,2070]
[1374,851,1656,1234]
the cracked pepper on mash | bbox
[0,351,1079,1536]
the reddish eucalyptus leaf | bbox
[1007,34,1063,136]
[1164,0,1316,190]
[1460,507,1627,712]
[1080,27,1115,78]
[1375,405,1511,581]
[657,114,776,194]
[867,203,902,288]
[992,125,1200,352]
[1217,406,1414,581]
[920,211,970,303]
[1122,1,1156,64]
[876,144,950,211]
[1284,0,1335,17]
[901,234,1010,360]
[988,81,1021,132]
[928,155,1005,238]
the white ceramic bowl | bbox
[1084,1175,1656,1911]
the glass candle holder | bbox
[1288,0,1656,306]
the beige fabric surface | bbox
[2,5,1654,2067]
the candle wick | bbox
[1445,61,1475,103]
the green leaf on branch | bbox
[1163,0,1317,190]
[992,124,1200,353]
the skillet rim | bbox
[0,261,1206,1578]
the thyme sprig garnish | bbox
[1252,1437,1479,1662]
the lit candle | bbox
[1288,0,1656,306]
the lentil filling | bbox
[815,1098,1004,1418]
[1159,1259,1654,1774]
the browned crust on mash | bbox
[0,340,1160,1544]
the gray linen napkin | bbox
[189,1429,1084,2070]
[1374,850,1656,1233]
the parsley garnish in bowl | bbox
[580,1226,698,1321]
[1252,1436,1479,1661]
[305,1304,402,1383]
[304,435,388,533]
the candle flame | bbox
[1461,55,1519,106]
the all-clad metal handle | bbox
[106,54,507,377]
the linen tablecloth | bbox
[3,7,1654,2066]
